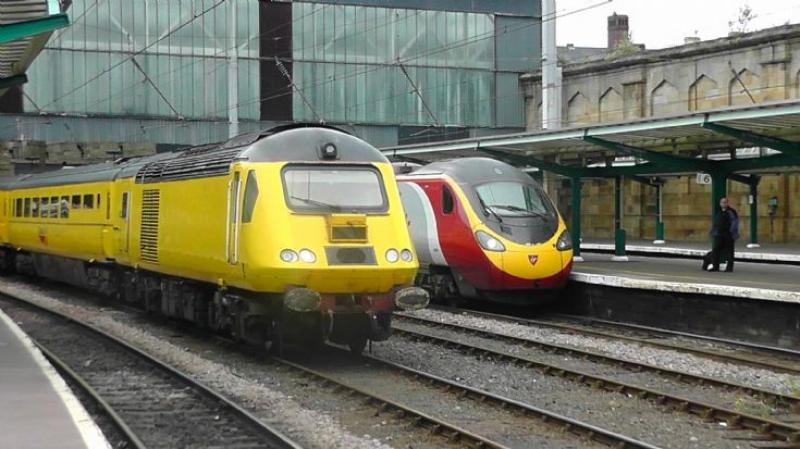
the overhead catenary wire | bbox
[192,1,613,123]
[37,0,230,111]
[4,0,648,142]
[28,0,607,123]
[102,79,800,143]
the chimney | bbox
[607,12,629,49]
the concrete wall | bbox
[0,141,157,176]
[545,174,800,244]
[527,24,800,243]
[524,25,800,128]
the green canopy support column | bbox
[571,176,583,262]
[654,182,666,245]
[612,176,629,261]
[710,171,728,230]
[746,176,761,248]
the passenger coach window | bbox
[71,195,81,209]
[23,198,31,217]
[60,196,69,218]
[50,196,58,218]
[442,186,455,214]
[15,198,21,217]
[41,198,49,218]
[32,198,39,218]
[83,194,94,209]
[242,171,259,223]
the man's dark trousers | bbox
[711,236,735,271]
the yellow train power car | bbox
[0,125,428,352]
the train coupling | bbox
[284,288,322,312]
[394,286,430,311]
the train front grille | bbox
[324,246,377,265]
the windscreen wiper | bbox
[478,197,503,223]
[493,204,547,218]
[290,195,342,211]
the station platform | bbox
[571,253,800,304]
[0,308,109,449]
[580,238,800,265]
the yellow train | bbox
[0,125,428,353]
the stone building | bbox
[523,21,800,244]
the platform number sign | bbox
[695,173,712,185]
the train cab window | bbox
[242,171,259,224]
[120,192,129,219]
[60,196,69,218]
[31,198,39,218]
[71,195,81,209]
[83,194,94,209]
[442,185,455,214]
[23,198,31,217]
[50,196,58,218]
[40,198,49,218]
[15,198,21,217]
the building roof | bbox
[379,99,800,178]
[557,45,610,65]
[525,22,800,80]
[0,0,68,97]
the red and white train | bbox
[396,158,573,305]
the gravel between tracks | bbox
[405,309,800,396]
[374,333,751,449]
[0,278,391,449]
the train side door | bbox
[226,169,243,264]
[118,191,131,259]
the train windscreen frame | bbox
[281,164,389,214]
[475,181,557,219]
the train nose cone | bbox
[395,287,430,311]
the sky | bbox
[556,0,800,49]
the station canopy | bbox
[380,100,800,180]
[0,0,69,97]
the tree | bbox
[607,32,641,60]
[729,4,757,34]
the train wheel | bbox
[348,335,368,355]
[264,320,284,356]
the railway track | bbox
[0,288,661,449]
[279,349,661,449]
[393,312,800,445]
[0,295,301,449]
[432,306,800,375]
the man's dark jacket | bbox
[711,207,739,240]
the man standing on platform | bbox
[709,197,739,272]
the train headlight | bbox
[280,249,299,263]
[400,249,413,262]
[475,230,505,252]
[385,249,400,263]
[299,249,316,263]
[556,230,573,251]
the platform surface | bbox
[581,238,800,263]
[571,253,800,303]
[0,308,109,449]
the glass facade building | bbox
[25,0,261,120]
[15,0,540,145]
[291,3,496,126]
